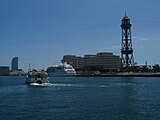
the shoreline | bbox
[77,72,160,77]
[1,72,160,77]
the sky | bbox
[0,0,160,71]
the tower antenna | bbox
[125,12,127,17]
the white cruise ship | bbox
[46,62,76,77]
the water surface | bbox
[0,76,160,120]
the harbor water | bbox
[0,76,160,120]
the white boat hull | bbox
[48,71,76,77]
[47,62,76,77]
[26,77,49,84]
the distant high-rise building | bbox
[11,57,18,71]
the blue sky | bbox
[0,0,160,71]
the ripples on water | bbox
[1,76,160,120]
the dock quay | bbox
[77,72,160,77]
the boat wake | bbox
[29,83,84,87]
[29,82,132,88]
[30,83,51,87]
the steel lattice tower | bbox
[120,13,134,69]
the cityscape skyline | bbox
[1,0,160,71]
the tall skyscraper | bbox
[11,57,18,71]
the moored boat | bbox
[46,62,76,77]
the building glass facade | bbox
[11,57,18,71]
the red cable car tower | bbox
[121,13,134,69]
